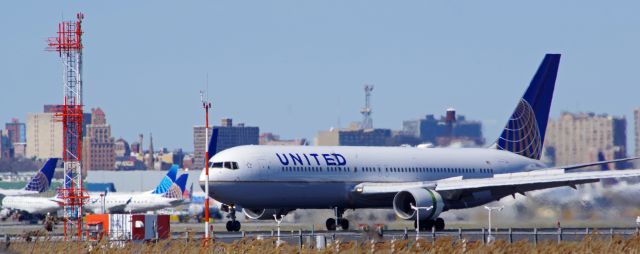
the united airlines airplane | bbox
[84,166,189,213]
[199,54,640,232]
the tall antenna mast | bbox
[200,80,213,244]
[360,85,374,129]
[47,12,88,240]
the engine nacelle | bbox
[393,188,445,220]
[243,208,291,220]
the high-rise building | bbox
[5,118,26,145]
[83,108,116,170]
[0,130,12,159]
[43,104,91,134]
[544,112,627,169]
[26,112,63,159]
[193,118,259,170]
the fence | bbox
[3,227,640,248]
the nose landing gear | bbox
[223,204,241,232]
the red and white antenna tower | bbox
[200,86,212,244]
[46,12,89,240]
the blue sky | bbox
[1,1,639,151]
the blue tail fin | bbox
[151,165,178,194]
[495,54,561,160]
[175,174,188,194]
[24,158,58,192]
[162,174,188,199]
[205,128,219,168]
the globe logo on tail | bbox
[162,184,183,199]
[496,99,542,160]
[24,171,50,193]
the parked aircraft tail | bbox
[151,165,178,194]
[23,158,58,193]
[162,174,188,199]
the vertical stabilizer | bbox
[24,158,58,192]
[495,54,561,160]
[206,128,219,165]
[163,174,188,199]
[151,165,178,194]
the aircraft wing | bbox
[354,168,640,199]
[106,197,133,213]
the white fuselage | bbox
[1,196,60,215]
[0,189,39,197]
[199,145,547,209]
[84,192,180,214]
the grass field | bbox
[5,234,640,253]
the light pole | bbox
[201,90,212,242]
[100,193,105,214]
[484,205,504,243]
[410,204,433,241]
[274,214,284,246]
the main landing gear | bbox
[326,207,349,231]
[223,204,241,232]
[414,217,445,231]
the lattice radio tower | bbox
[46,13,88,240]
[360,85,374,129]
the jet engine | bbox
[393,188,445,220]
[243,208,292,220]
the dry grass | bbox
[5,235,640,253]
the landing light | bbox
[356,187,363,193]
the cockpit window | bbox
[211,161,239,170]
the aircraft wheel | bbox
[226,221,234,232]
[233,221,241,232]
[419,220,433,231]
[434,218,445,231]
[326,218,336,231]
[339,218,349,230]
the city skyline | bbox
[1,1,640,150]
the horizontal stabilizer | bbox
[563,156,640,171]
